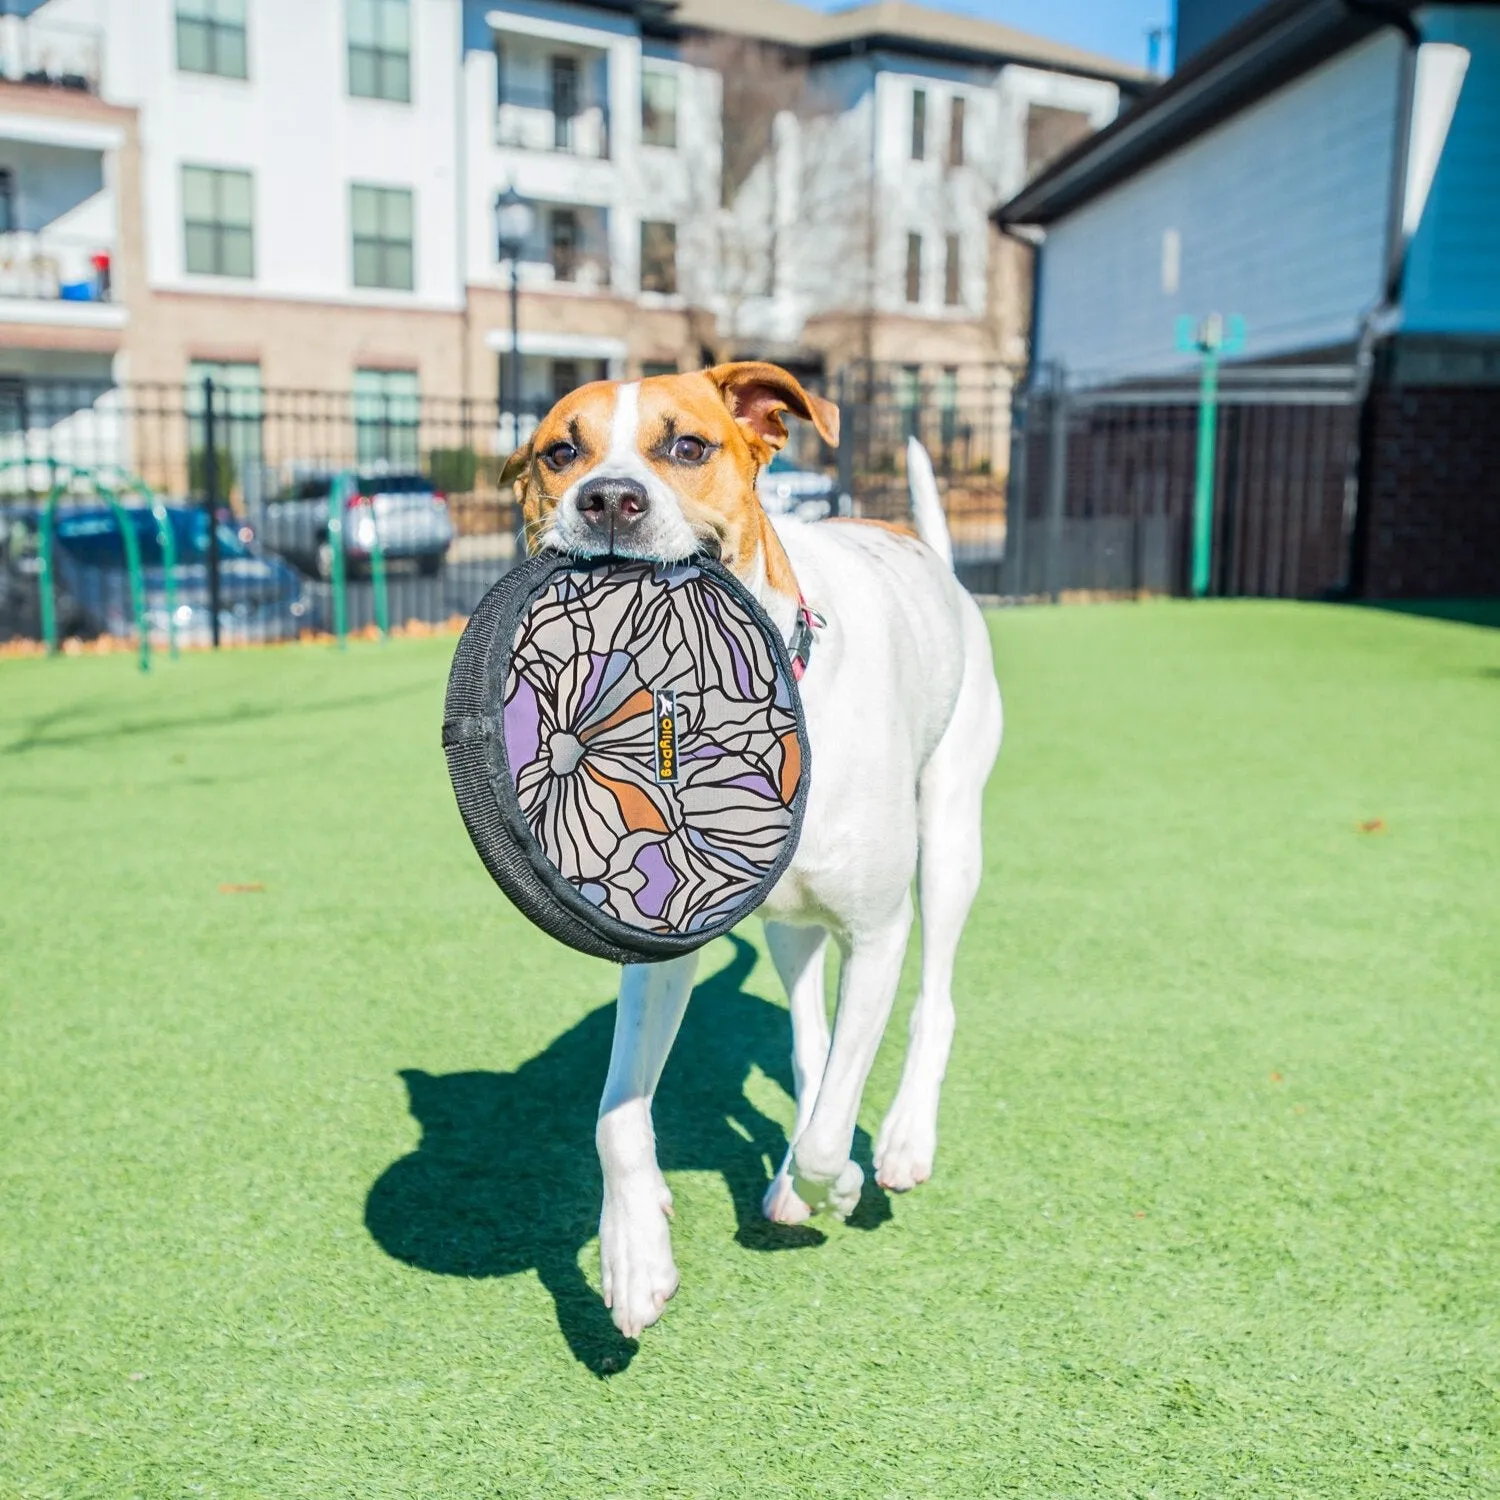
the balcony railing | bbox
[539,245,610,291]
[0,231,115,304]
[496,81,610,160]
[0,16,102,94]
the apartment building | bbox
[667,0,1141,374]
[0,0,1146,418]
[0,12,134,410]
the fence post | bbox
[836,366,853,516]
[1005,385,1028,597]
[1045,366,1069,603]
[201,373,222,648]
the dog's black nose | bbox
[576,476,650,533]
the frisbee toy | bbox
[442,553,811,963]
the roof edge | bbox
[996,0,1390,227]
[805,32,1148,89]
[646,1,1151,88]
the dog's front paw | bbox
[792,1156,864,1221]
[874,1099,937,1192]
[599,1179,678,1338]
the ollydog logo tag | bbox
[654,689,678,783]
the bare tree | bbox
[677,35,881,367]
[677,34,803,362]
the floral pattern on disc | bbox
[502,561,803,935]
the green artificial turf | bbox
[1,601,1497,1498]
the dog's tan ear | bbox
[709,362,840,455]
[499,441,546,553]
[499,441,532,488]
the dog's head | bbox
[502,362,838,599]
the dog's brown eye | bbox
[543,442,578,471]
[669,435,709,463]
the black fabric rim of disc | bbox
[442,550,811,965]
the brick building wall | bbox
[1358,383,1500,598]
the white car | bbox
[757,451,839,520]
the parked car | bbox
[0,503,315,646]
[757,450,838,520]
[259,470,454,578]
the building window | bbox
[937,365,958,444]
[642,360,677,378]
[351,184,414,291]
[640,220,677,295]
[897,363,921,440]
[182,166,254,278]
[1025,103,1093,180]
[187,359,263,495]
[349,0,410,103]
[551,360,580,401]
[550,208,579,282]
[176,0,247,80]
[905,231,922,304]
[0,169,14,234]
[947,96,965,167]
[641,65,678,148]
[944,234,960,306]
[551,56,579,150]
[354,368,419,466]
[910,88,926,160]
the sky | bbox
[806,0,1174,71]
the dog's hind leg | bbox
[876,610,1002,1193]
[792,897,915,1219]
[762,920,831,1224]
[597,953,698,1338]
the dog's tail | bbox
[906,437,953,569]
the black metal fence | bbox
[797,361,1016,596]
[0,360,1361,654]
[1000,363,1361,600]
[0,378,551,650]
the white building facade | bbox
[0,0,1145,410]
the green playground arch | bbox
[8,460,394,664]
[2,457,179,673]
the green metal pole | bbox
[94,478,151,673]
[38,473,66,655]
[109,472,179,660]
[1191,346,1221,599]
[329,470,350,649]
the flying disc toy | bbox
[442,553,811,963]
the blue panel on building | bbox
[1402,8,1500,334]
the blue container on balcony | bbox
[59,281,97,301]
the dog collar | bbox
[789,594,825,681]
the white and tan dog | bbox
[504,363,1002,1338]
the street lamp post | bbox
[495,186,536,447]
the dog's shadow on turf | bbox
[364,936,891,1375]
